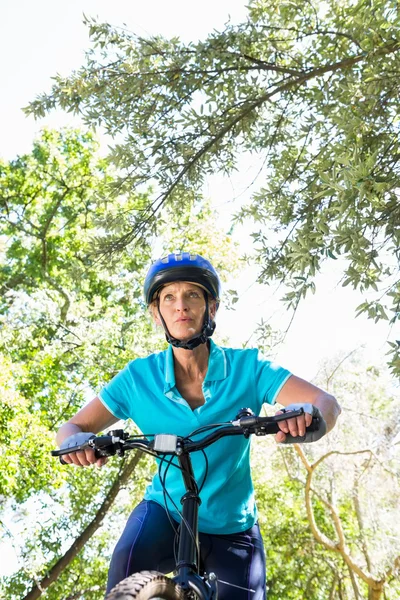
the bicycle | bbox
[52,407,324,599]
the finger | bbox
[297,415,307,437]
[275,431,286,444]
[70,454,83,467]
[287,415,301,437]
[278,420,289,434]
[292,415,305,437]
[84,448,97,465]
[77,450,92,467]
[95,456,108,468]
[67,453,83,467]
[73,450,91,467]
[296,412,312,434]
[287,415,308,437]
[275,410,289,434]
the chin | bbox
[172,325,200,340]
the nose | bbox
[175,295,189,311]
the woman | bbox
[57,252,341,599]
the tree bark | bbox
[23,451,142,600]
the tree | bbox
[25,0,400,374]
[0,128,155,599]
[252,351,400,599]
[0,129,238,599]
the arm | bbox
[274,375,341,443]
[56,396,119,467]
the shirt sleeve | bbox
[254,350,291,408]
[98,364,134,421]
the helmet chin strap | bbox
[157,293,215,350]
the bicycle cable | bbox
[185,422,233,438]
[158,455,180,566]
[158,454,201,568]
[160,457,200,567]
[125,433,156,438]
[197,448,209,495]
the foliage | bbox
[253,352,400,599]
[0,129,237,599]
[25,0,400,374]
[0,356,64,503]
[0,126,398,600]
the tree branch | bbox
[113,40,400,252]
[41,188,70,238]
[353,472,372,573]
[294,444,386,592]
[347,563,361,599]
[23,451,142,600]
[44,276,71,322]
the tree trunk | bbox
[328,574,338,600]
[369,583,384,600]
[23,451,142,600]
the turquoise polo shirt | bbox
[99,339,291,534]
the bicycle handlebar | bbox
[52,408,324,463]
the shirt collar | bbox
[164,339,227,392]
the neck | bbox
[172,341,210,379]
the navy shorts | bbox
[106,500,266,599]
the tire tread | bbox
[105,570,185,600]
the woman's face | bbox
[153,281,216,341]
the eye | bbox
[189,291,201,298]
[163,293,174,301]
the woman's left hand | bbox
[274,405,313,443]
[274,375,341,443]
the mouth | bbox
[175,318,193,323]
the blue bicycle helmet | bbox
[144,252,221,350]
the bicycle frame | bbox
[172,451,217,599]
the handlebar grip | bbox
[251,416,321,437]
[55,447,104,464]
[281,417,326,444]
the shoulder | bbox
[109,349,167,384]
[218,344,263,362]
[127,348,168,372]
[219,344,288,375]
[214,344,265,371]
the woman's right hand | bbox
[59,432,108,467]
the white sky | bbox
[0,0,248,159]
[0,0,398,577]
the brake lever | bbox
[232,408,305,428]
[52,430,129,464]
[51,442,93,457]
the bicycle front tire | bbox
[105,570,186,600]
